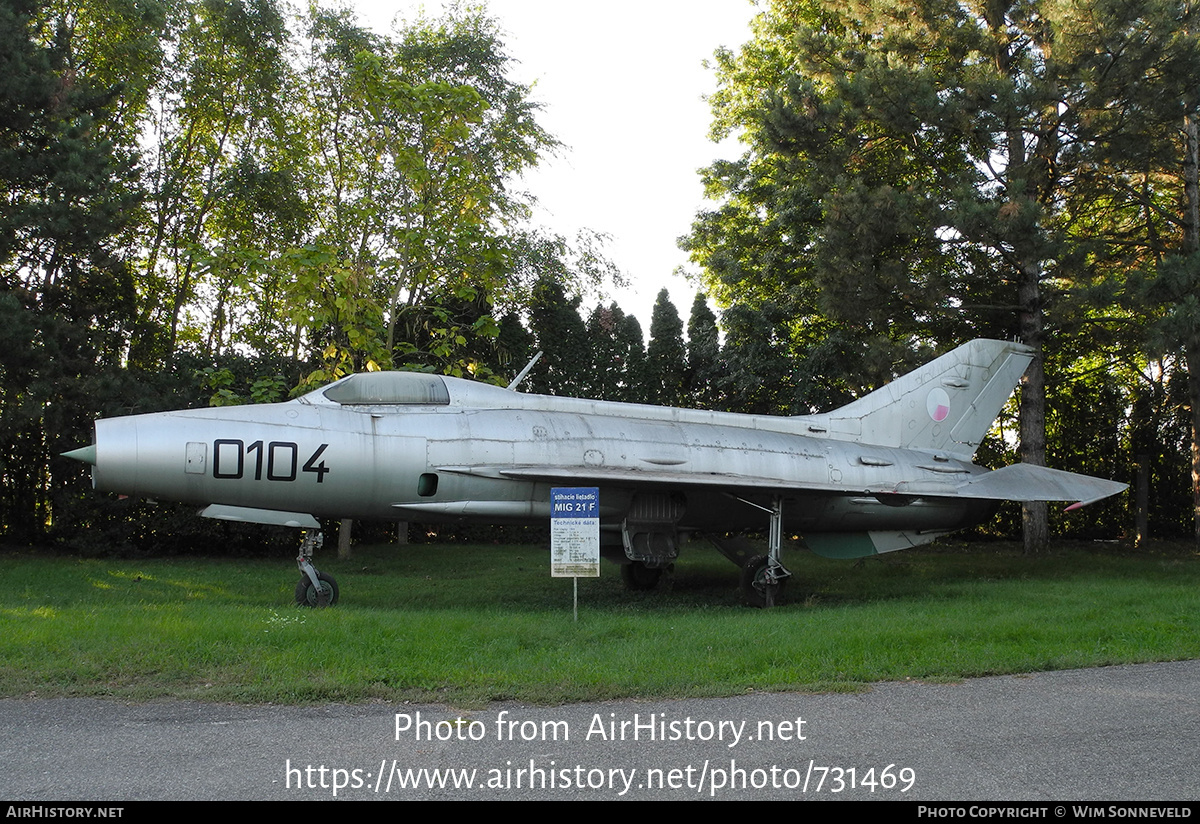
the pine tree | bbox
[685,293,721,410]
[588,302,644,401]
[0,0,141,540]
[616,312,647,403]
[645,289,686,407]
[687,0,1200,549]
[527,276,589,396]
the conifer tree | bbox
[616,312,648,403]
[1,0,141,539]
[687,0,1200,549]
[645,288,686,407]
[685,293,721,410]
[527,276,589,396]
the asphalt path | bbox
[2,660,1197,801]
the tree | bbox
[587,301,648,402]
[715,300,805,414]
[0,0,141,540]
[129,0,294,366]
[615,310,648,403]
[1144,45,1200,540]
[115,2,571,388]
[527,275,590,396]
[1141,252,1200,540]
[494,310,534,383]
[645,288,686,406]
[684,293,721,409]
[291,6,558,384]
[687,0,1200,549]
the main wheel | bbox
[620,561,663,591]
[740,555,786,608]
[295,570,339,607]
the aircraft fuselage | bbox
[68,340,1125,602]
[90,389,993,537]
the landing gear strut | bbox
[733,494,792,607]
[295,529,338,607]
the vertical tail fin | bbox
[798,339,1034,458]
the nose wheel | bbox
[295,569,339,607]
[295,529,338,608]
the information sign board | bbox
[550,487,600,577]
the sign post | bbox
[550,487,600,621]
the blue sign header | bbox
[550,487,599,519]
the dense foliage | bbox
[0,0,617,546]
[684,0,1200,544]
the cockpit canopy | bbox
[319,372,451,405]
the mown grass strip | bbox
[2,540,1197,705]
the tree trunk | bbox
[1135,453,1150,547]
[1188,342,1200,543]
[338,518,353,559]
[1018,261,1049,554]
[1184,113,1200,543]
[1185,114,1198,252]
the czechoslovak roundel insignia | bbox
[927,388,950,422]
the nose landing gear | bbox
[295,529,338,607]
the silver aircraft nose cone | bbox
[62,445,97,465]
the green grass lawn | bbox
[3,539,1197,705]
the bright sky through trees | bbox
[354,0,758,321]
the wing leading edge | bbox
[440,462,1127,508]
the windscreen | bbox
[322,372,450,405]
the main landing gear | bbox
[620,560,671,591]
[295,529,338,607]
[747,495,791,607]
[740,553,787,609]
[710,494,793,608]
